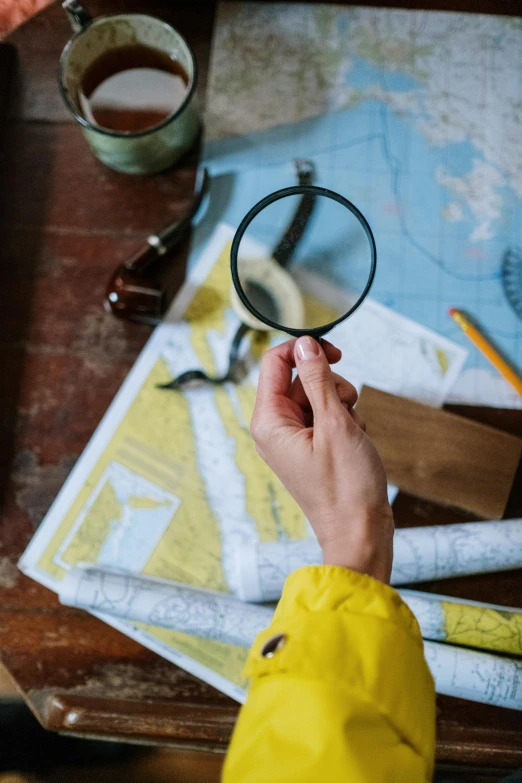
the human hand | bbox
[250,336,393,583]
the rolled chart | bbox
[400,589,522,656]
[61,567,522,711]
[232,519,522,603]
[60,567,274,648]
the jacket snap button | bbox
[261,633,287,658]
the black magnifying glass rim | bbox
[230,185,377,338]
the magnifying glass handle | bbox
[157,322,251,390]
[272,160,316,268]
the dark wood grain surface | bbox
[1,0,521,772]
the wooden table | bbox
[1,0,521,775]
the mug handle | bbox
[62,0,93,33]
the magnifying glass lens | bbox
[230,187,376,336]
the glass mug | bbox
[59,0,200,174]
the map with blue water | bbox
[192,3,522,407]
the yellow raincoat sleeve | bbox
[223,566,435,783]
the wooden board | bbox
[357,386,522,517]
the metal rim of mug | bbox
[58,13,198,139]
[230,185,377,338]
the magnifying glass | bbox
[230,185,376,338]
[159,177,376,390]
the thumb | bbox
[294,336,343,416]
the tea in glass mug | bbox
[59,1,200,174]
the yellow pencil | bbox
[449,308,522,397]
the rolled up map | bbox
[232,519,522,603]
[60,567,274,648]
[400,589,522,656]
[61,567,522,710]
[423,641,522,711]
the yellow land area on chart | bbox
[442,601,522,656]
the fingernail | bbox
[296,336,320,361]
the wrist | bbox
[318,507,394,583]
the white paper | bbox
[424,641,522,711]
[63,568,522,711]
[387,485,399,505]
[233,519,522,602]
[61,568,274,648]
[296,272,468,407]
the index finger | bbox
[256,338,342,404]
